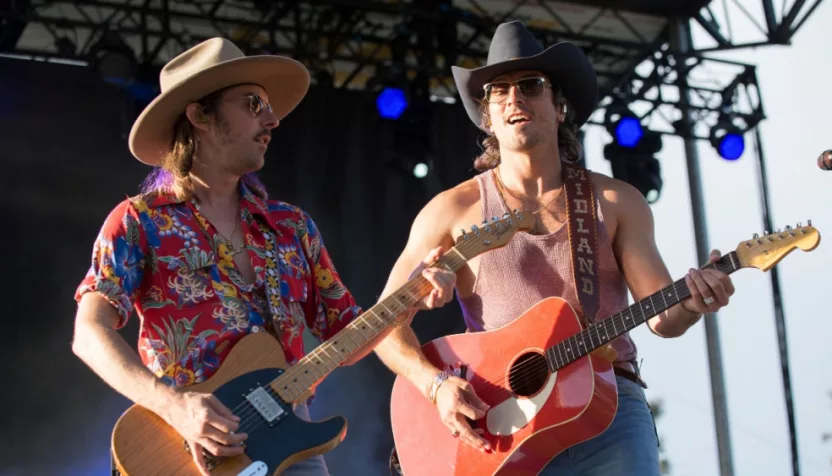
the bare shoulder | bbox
[589,171,646,205]
[589,171,653,241]
[414,176,481,236]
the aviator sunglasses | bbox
[483,76,553,103]
[241,93,273,116]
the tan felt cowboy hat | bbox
[129,37,310,166]
[451,21,598,131]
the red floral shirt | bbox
[75,184,362,388]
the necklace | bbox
[491,167,562,215]
[193,200,244,256]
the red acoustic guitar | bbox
[389,224,820,476]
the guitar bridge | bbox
[182,440,219,470]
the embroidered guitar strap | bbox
[254,221,285,328]
[562,163,617,362]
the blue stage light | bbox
[376,87,408,119]
[718,132,745,160]
[615,116,643,148]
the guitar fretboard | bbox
[545,251,740,371]
[270,242,475,403]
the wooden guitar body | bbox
[111,332,346,476]
[390,297,617,476]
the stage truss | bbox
[0,0,823,140]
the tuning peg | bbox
[492,216,498,222]
[808,219,812,226]
[503,212,510,219]
[796,222,802,228]
[752,233,759,239]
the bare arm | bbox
[373,189,492,452]
[372,193,457,398]
[73,292,179,417]
[608,181,704,338]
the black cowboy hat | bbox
[451,20,598,131]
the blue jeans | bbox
[540,376,660,475]
[281,403,331,476]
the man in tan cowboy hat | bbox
[374,20,735,474]
[71,37,456,475]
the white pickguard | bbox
[485,371,558,436]
[237,461,267,476]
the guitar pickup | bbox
[245,386,284,424]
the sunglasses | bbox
[483,77,552,103]
[242,93,273,116]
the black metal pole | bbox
[751,126,800,476]
[670,17,735,476]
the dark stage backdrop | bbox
[1,57,485,475]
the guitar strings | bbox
[219,243,731,439]
[227,237,489,434]
[234,278,698,436]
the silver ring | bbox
[703,297,715,305]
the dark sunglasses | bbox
[242,93,273,116]
[483,77,552,103]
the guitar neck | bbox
[545,251,741,371]
[272,249,470,403]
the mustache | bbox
[254,129,271,140]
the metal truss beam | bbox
[0,0,821,141]
[692,0,825,53]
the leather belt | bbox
[614,363,647,389]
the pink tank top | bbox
[458,170,639,370]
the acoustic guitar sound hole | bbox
[508,352,549,397]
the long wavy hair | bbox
[140,87,268,201]
[473,85,583,172]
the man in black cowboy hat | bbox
[374,20,734,474]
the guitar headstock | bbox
[454,210,535,260]
[735,222,820,271]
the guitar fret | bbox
[557,342,567,368]
[317,346,339,367]
[576,335,586,357]
[567,338,577,359]
[377,302,398,322]
[448,248,467,268]
[623,310,633,327]
[586,326,595,349]
[352,318,373,340]
[402,286,419,302]
[546,348,557,372]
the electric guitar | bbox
[389,223,820,476]
[109,211,534,476]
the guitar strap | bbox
[561,162,618,363]
[254,220,286,329]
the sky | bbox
[580,2,832,475]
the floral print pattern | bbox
[75,183,362,388]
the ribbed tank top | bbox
[458,170,639,368]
